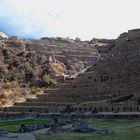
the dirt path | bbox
[0,133,36,140]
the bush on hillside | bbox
[30,87,43,94]
[3,81,18,89]
[43,74,53,84]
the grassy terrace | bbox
[0,118,140,140]
[0,118,51,132]
[35,119,140,140]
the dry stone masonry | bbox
[1,29,140,115]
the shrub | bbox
[12,59,20,68]
[43,74,53,84]
[2,49,9,58]
[3,81,18,89]
[30,87,43,94]
[25,63,36,82]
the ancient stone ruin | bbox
[0,29,140,116]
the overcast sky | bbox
[0,0,140,40]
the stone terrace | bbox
[1,29,140,114]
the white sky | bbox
[0,0,140,40]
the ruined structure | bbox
[1,29,140,114]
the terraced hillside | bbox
[1,29,140,114]
[1,35,108,106]
[0,36,100,82]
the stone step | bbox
[45,87,94,94]
[27,97,76,103]
[77,95,111,103]
[44,88,60,93]
[3,105,65,113]
[44,87,99,94]
[0,111,31,118]
[38,96,78,101]
[32,94,111,104]
[37,93,80,98]
[55,81,98,89]
[70,78,93,84]
[77,71,95,77]
[15,102,76,106]
[55,83,72,88]
[36,90,114,99]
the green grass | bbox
[35,119,140,140]
[0,118,51,132]
[1,118,140,140]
